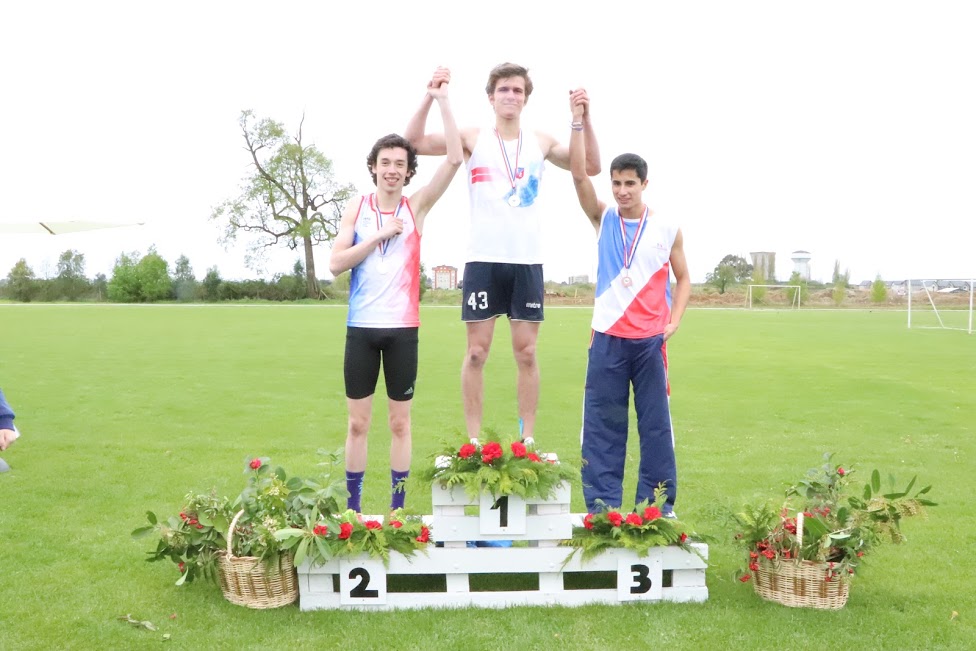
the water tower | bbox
[749,251,776,282]
[791,250,811,281]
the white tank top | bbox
[347,194,421,328]
[465,127,546,264]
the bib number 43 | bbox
[467,291,488,310]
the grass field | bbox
[1,304,974,650]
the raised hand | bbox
[569,87,589,120]
[427,66,452,98]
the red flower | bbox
[856,551,864,557]
[339,522,353,540]
[179,512,187,521]
[481,442,503,463]
[458,443,477,459]
[249,458,262,470]
[178,562,186,573]
[783,550,792,559]
[679,532,688,543]
[749,551,759,559]
[762,549,775,560]
[528,453,541,462]
[312,524,328,537]
[389,520,403,529]
[643,506,662,521]
[195,524,204,530]
[625,513,643,526]
[749,563,759,572]
[802,512,813,518]
[416,525,430,543]
[837,467,846,476]
[511,441,527,458]
[583,514,594,530]
[739,574,751,582]
[365,520,382,530]
[607,511,623,527]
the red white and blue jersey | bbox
[347,194,421,328]
[465,127,546,264]
[592,206,678,339]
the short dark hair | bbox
[610,153,648,183]
[485,62,534,99]
[366,134,419,186]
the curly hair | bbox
[366,134,419,186]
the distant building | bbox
[567,274,589,285]
[791,250,811,281]
[433,265,458,290]
[749,251,776,282]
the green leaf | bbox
[294,538,310,567]
[871,469,881,492]
[131,526,155,539]
[146,511,158,525]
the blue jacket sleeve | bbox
[0,388,15,431]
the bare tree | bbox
[212,110,355,298]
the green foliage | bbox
[5,258,37,301]
[564,486,705,563]
[106,249,174,302]
[201,266,221,300]
[871,275,888,303]
[331,270,351,293]
[731,453,935,583]
[706,254,753,294]
[786,271,809,304]
[107,252,142,302]
[275,509,432,568]
[415,434,579,501]
[133,450,350,584]
[210,109,356,298]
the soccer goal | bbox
[907,279,974,334]
[746,284,802,309]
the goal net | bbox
[906,279,974,334]
[746,284,802,309]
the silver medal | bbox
[508,194,521,207]
[621,275,633,288]
[377,257,389,275]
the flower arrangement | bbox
[564,486,703,562]
[732,454,935,593]
[415,436,579,501]
[133,450,348,584]
[273,508,432,567]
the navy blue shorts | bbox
[461,262,544,322]
[343,327,418,401]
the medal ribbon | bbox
[494,128,522,191]
[371,194,403,256]
[619,206,649,272]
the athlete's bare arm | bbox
[404,67,479,158]
[569,93,605,231]
[664,229,691,341]
[409,80,464,232]
[544,88,601,176]
[328,200,403,276]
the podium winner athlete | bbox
[404,63,601,445]
[330,72,463,512]
[568,93,691,515]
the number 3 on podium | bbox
[617,556,663,601]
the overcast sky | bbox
[2,1,974,284]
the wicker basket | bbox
[217,510,298,609]
[752,512,850,609]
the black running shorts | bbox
[461,262,544,322]
[343,327,419,401]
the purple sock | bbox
[346,470,365,512]
[390,469,410,510]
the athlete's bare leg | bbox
[462,318,496,440]
[511,319,541,440]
